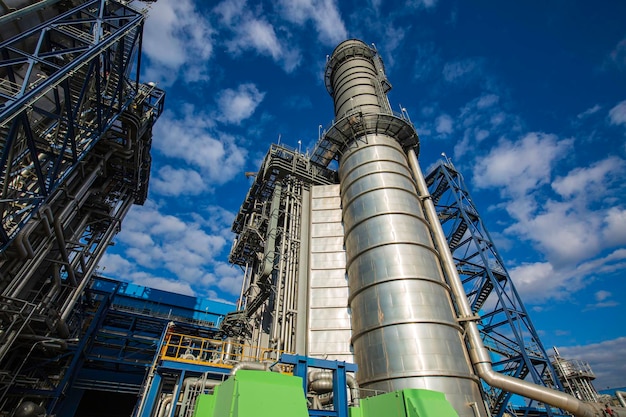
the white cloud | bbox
[215,0,302,72]
[608,38,626,71]
[552,156,624,198]
[435,114,453,135]
[450,94,518,158]
[213,262,244,296]
[595,290,611,302]
[99,253,133,275]
[152,166,207,196]
[442,58,480,82]
[277,0,348,46]
[407,0,438,9]
[509,262,581,303]
[216,84,266,124]
[476,94,499,109]
[603,207,626,247]
[128,273,196,297]
[608,100,626,126]
[506,200,603,265]
[558,337,626,389]
[102,202,241,297]
[413,42,441,81]
[143,0,213,85]
[473,132,573,196]
[154,107,247,185]
[509,249,626,304]
[576,104,601,119]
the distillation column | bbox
[324,40,488,417]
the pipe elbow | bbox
[474,363,597,417]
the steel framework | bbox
[425,160,563,417]
[0,0,164,413]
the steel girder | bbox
[0,0,161,250]
[0,1,164,413]
[425,161,563,417]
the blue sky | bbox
[100,0,626,389]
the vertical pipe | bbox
[407,149,595,417]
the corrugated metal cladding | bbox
[307,184,353,363]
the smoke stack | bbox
[323,39,488,417]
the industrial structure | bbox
[0,0,165,414]
[1,2,622,415]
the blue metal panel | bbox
[138,372,162,417]
[280,354,357,417]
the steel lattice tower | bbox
[0,0,164,413]
[425,160,564,417]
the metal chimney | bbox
[323,39,489,417]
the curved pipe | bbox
[42,206,77,287]
[229,361,272,375]
[308,371,360,406]
[407,149,597,417]
[156,394,172,417]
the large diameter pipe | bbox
[327,39,487,417]
[406,149,597,417]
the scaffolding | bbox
[551,348,599,403]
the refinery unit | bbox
[1,1,624,417]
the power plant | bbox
[0,2,623,417]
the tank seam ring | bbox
[342,206,431,241]
[358,371,482,387]
[350,318,465,343]
[340,161,414,191]
[346,273,452,304]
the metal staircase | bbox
[425,160,564,417]
[0,1,164,413]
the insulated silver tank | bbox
[325,39,488,417]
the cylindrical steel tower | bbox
[325,39,488,417]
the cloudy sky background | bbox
[100,0,626,389]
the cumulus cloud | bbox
[435,114,453,135]
[143,0,213,85]
[509,249,626,303]
[99,254,197,296]
[508,261,590,303]
[101,202,241,298]
[557,337,626,389]
[608,100,626,126]
[469,123,626,302]
[490,151,626,266]
[473,132,573,196]
[552,156,625,199]
[277,0,348,46]
[214,0,302,72]
[447,93,521,158]
[151,166,207,197]
[216,84,266,124]
[153,106,247,185]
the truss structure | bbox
[0,1,164,412]
[425,161,563,417]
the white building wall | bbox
[307,184,353,363]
